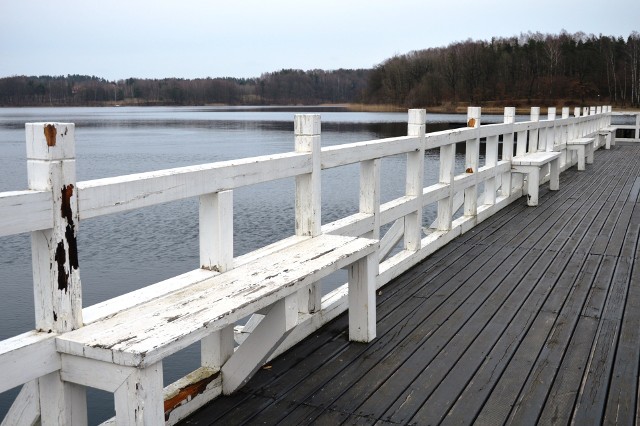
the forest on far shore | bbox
[1,31,639,109]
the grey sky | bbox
[1,0,638,81]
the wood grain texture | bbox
[56,235,378,367]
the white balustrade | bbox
[0,105,616,425]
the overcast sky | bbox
[1,0,638,81]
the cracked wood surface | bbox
[56,234,377,368]
[183,142,640,425]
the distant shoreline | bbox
[1,102,634,114]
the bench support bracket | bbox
[221,294,298,395]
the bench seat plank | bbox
[512,151,561,167]
[567,137,594,145]
[56,234,377,368]
[567,138,595,170]
[511,152,561,206]
[597,128,615,149]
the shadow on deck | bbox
[183,142,640,425]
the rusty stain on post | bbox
[44,124,57,147]
[65,224,79,270]
[54,241,69,292]
[60,185,79,270]
[52,184,80,297]
[60,184,74,222]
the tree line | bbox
[1,31,639,108]
[367,31,640,108]
[0,69,370,107]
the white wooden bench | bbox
[56,234,378,424]
[597,126,616,150]
[511,151,561,206]
[567,137,595,170]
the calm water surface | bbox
[0,106,480,422]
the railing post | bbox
[27,123,83,332]
[405,109,425,250]
[437,141,455,231]
[199,190,234,370]
[485,116,499,206]
[26,122,87,424]
[589,106,596,134]
[295,114,321,313]
[561,108,570,144]
[558,107,569,169]
[547,107,556,152]
[464,107,480,217]
[502,107,515,197]
[596,106,603,140]
[516,112,527,157]
[583,107,591,136]
[530,107,541,152]
[572,107,581,149]
[294,115,321,237]
[199,191,233,272]
[360,159,380,240]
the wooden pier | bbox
[1,105,638,425]
[183,141,640,425]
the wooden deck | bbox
[183,142,640,425]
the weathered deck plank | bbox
[604,242,640,425]
[573,213,639,422]
[182,143,640,425]
[478,150,640,425]
[318,174,604,422]
[441,145,638,425]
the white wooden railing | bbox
[0,105,613,425]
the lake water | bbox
[0,106,485,422]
